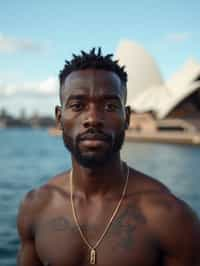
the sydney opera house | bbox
[115,40,200,135]
[49,40,200,144]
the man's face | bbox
[56,69,130,168]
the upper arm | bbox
[17,241,42,266]
[151,197,200,266]
[163,208,200,266]
[17,190,43,266]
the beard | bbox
[62,128,125,168]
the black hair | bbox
[59,48,127,102]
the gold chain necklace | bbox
[69,163,129,265]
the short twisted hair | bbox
[59,48,127,102]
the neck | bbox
[71,155,126,199]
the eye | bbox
[104,102,120,112]
[69,102,85,112]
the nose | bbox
[83,103,104,129]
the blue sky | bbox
[1,0,200,116]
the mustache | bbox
[77,128,112,142]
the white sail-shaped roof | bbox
[115,40,200,118]
[115,40,163,105]
[132,59,200,118]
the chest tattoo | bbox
[37,216,73,233]
[110,205,147,250]
[37,205,146,252]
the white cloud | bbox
[38,77,58,96]
[165,32,191,43]
[0,33,47,53]
[0,76,59,97]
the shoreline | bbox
[125,130,200,145]
[48,127,200,145]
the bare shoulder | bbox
[136,176,200,263]
[131,167,200,232]
[128,167,170,195]
[17,170,70,240]
[17,185,51,239]
[141,188,200,230]
[129,167,200,249]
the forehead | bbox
[61,69,124,100]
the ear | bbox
[55,105,63,130]
[125,106,131,130]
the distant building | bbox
[115,40,200,130]
[0,108,55,128]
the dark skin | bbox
[17,69,200,266]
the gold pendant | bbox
[90,248,96,264]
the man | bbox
[17,48,200,266]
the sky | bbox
[1,0,200,117]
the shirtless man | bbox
[17,48,200,266]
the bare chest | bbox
[35,205,161,266]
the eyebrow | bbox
[67,95,86,102]
[66,94,122,102]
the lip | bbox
[79,139,108,147]
[79,133,109,141]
